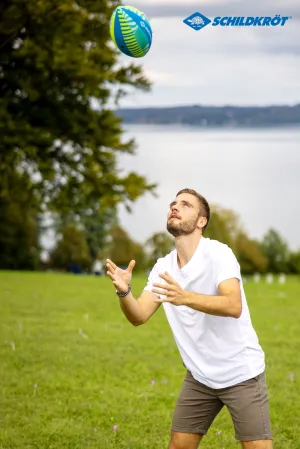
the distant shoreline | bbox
[123,123,300,130]
[118,104,300,127]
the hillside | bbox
[118,104,300,127]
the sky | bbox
[117,0,300,107]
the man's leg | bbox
[168,431,203,449]
[218,371,272,446]
[241,441,273,449]
[169,371,223,448]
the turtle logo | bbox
[183,12,212,30]
[188,16,205,26]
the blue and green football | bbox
[110,5,152,58]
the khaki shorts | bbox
[171,370,272,442]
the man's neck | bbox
[175,233,203,269]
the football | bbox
[110,5,152,58]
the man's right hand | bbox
[106,259,136,294]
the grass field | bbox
[0,271,300,449]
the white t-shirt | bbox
[143,236,265,389]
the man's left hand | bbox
[152,272,187,305]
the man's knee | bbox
[168,431,203,449]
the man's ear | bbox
[198,216,207,230]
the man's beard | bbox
[167,217,198,237]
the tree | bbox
[100,225,146,270]
[49,224,92,272]
[53,201,118,260]
[205,205,244,249]
[204,206,272,274]
[145,232,174,269]
[288,250,300,274]
[235,233,268,274]
[260,229,290,273]
[0,0,155,238]
[0,170,41,270]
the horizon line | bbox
[118,103,300,110]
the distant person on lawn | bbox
[106,188,272,449]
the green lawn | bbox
[0,271,299,449]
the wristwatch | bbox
[116,284,131,297]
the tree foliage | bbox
[235,233,268,274]
[1,0,154,211]
[100,225,146,270]
[260,229,290,273]
[205,206,243,250]
[53,201,118,260]
[96,208,298,275]
[0,0,157,268]
[145,232,174,269]
[0,170,40,270]
[49,224,92,272]
[288,251,300,274]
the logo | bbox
[183,12,211,31]
[183,13,291,31]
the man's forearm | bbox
[182,292,242,318]
[118,292,144,326]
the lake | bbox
[118,125,300,251]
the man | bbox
[106,188,272,449]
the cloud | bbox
[132,0,300,20]
[145,70,179,85]
[116,1,300,107]
[143,17,299,56]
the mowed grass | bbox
[0,272,300,449]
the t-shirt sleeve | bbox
[143,262,164,298]
[213,245,242,288]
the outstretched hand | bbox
[106,259,136,294]
[152,272,187,305]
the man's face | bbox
[167,193,203,237]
